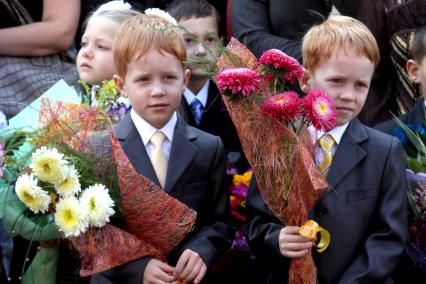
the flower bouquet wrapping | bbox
[0,98,196,282]
[215,39,336,283]
[393,120,426,271]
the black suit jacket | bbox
[230,0,359,60]
[91,114,234,284]
[246,118,407,284]
[375,98,425,135]
[180,82,241,153]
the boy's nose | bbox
[151,83,166,96]
[195,43,207,56]
[339,88,356,101]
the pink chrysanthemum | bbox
[259,49,303,83]
[261,91,301,122]
[303,89,337,131]
[215,68,261,97]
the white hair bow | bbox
[144,8,178,25]
[93,0,132,16]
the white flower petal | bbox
[80,184,115,228]
[54,196,89,237]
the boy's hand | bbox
[174,249,207,284]
[278,226,313,258]
[143,259,176,284]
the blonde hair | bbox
[302,16,380,71]
[113,14,187,77]
[82,9,142,31]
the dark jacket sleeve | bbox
[338,137,407,283]
[90,257,152,284]
[230,0,302,60]
[178,137,234,268]
[246,175,290,269]
[331,0,360,17]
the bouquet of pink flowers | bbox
[215,39,336,284]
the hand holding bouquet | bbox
[215,39,336,283]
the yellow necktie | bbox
[318,134,335,177]
[150,131,168,188]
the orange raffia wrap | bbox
[37,98,197,276]
[216,38,329,284]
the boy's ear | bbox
[406,59,421,84]
[182,68,191,91]
[113,74,127,98]
[299,67,311,93]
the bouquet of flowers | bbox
[393,119,426,271]
[79,79,131,122]
[215,39,336,283]
[0,98,196,282]
[227,166,253,251]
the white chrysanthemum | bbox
[80,184,115,227]
[15,173,51,214]
[145,8,178,25]
[30,147,68,184]
[54,196,89,237]
[54,165,81,197]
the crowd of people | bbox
[1,0,426,283]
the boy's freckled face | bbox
[118,49,190,129]
[76,16,119,85]
[306,49,375,126]
[178,16,220,78]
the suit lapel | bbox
[327,119,368,189]
[114,115,160,186]
[164,116,198,192]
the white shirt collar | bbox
[311,122,350,145]
[183,80,210,107]
[130,109,177,145]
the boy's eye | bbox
[135,76,149,83]
[184,37,193,45]
[356,81,368,89]
[329,78,343,84]
[81,41,88,47]
[164,75,176,80]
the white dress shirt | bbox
[310,122,349,163]
[183,80,210,107]
[130,109,177,160]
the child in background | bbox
[246,16,407,283]
[376,27,426,132]
[375,26,426,283]
[0,3,142,284]
[76,1,141,120]
[90,14,233,284]
[167,0,242,154]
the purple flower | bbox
[108,102,131,122]
[232,183,248,199]
[231,229,249,250]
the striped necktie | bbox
[190,98,204,125]
[317,134,335,177]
